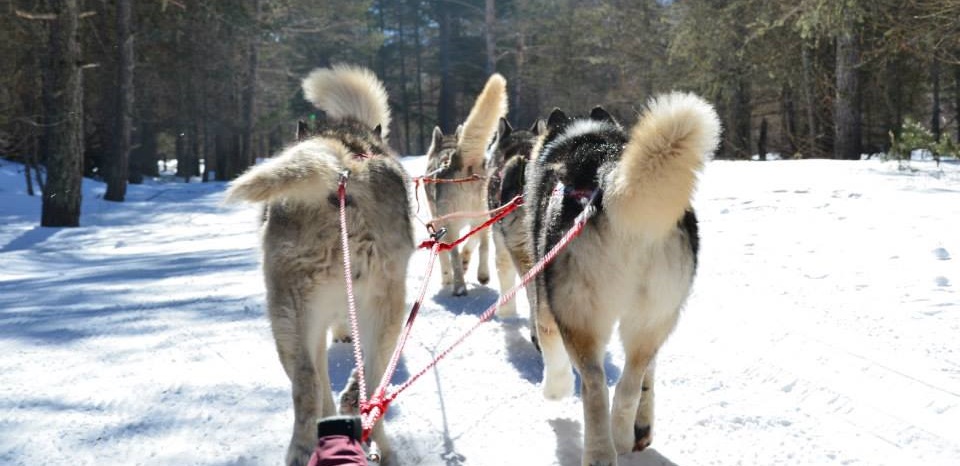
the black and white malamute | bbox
[526,94,720,466]
[485,118,545,322]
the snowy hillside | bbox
[0,157,958,466]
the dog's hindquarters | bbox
[227,64,411,466]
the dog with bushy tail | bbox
[226,64,411,466]
[423,74,508,296]
[527,93,720,466]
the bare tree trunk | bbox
[930,57,941,142]
[138,117,158,177]
[22,69,37,196]
[215,130,227,182]
[757,117,768,161]
[397,0,411,154]
[731,76,751,159]
[955,63,960,143]
[884,55,905,148]
[801,42,817,158]
[105,0,134,201]
[436,0,456,133]
[202,123,214,182]
[42,0,83,227]
[24,153,35,196]
[512,0,528,126]
[176,133,189,182]
[241,0,260,169]
[834,3,861,160]
[412,0,425,153]
[485,0,496,75]
[376,0,387,79]
[191,121,202,177]
[780,84,798,155]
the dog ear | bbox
[498,118,513,140]
[531,119,546,135]
[372,124,384,140]
[296,120,309,141]
[428,126,444,154]
[454,124,464,141]
[546,108,568,132]
[590,106,616,124]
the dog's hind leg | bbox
[266,289,323,466]
[284,350,322,466]
[476,227,490,285]
[560,320,616,466]
[537,306,574,400]
[280,292,339,466]
[356,276,406,465]
[634,361,657,451]
[438,248,453,287]
[492,230,517,317]
[610,338,659,454]
[449,247,468,296]
[509,243,538,349]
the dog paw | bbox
[586,460,615,466]
[478,271,490,285]
[338,379,360,415]
[331,324,352,343]
[285,443,315,466]
[583,450,617,466]
[633,424,652,451]
[542,369,575,400]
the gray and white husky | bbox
[485,118,545,324]
[423,74,507,296]
[526,94,720,466]
[225,65,412,466]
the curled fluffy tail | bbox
[459,73,508,169]
[302,64,391,139]
[224,139,342,204]
[603,92,720,237]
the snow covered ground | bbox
[1,157,958,466]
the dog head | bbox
[487,117,545,170]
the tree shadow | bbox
[0,245,261,346]
[0,226,58,253]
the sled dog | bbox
[423,74,507,296]
[485,118,545,325]
[225,65,412,466]
[526,94,719,466]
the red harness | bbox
[337,171,598,442]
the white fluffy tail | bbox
[224,139,342,204]
[458,74,508,169]
[603,92,720,237]
[302,64,391,139]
